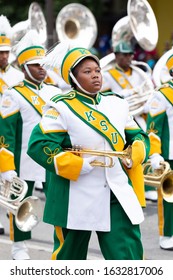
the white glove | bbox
[1,170,17,182]
[150,153,164,170]
[80,156,97,175]
[122,158,132,169]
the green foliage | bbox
[0,0,44,25]
[0,0,103,26]
[54,0,102,17]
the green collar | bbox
[168,80,173,88]
[115,63,125,73]
[24,79,43,90]
[75,90,101,105]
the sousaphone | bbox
[11,2,47,47]
[101,0,158,68]
[100,0,158,116]
[55,3,98,49]
[112,0,158,52]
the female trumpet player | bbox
[27,46,150,260]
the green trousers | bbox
[52,195,143,260]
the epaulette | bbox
[155,83,170,91]
[10,81,25,89]
[43,81,56,87]
[51,91,76,103]
[101,91,124,99]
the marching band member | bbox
[101,40,157,202]
[0,29,62,259]
[0,14,24,235]
[0,15,24,102]
[146,54,173,250]
[27,47,150,260]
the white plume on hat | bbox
[14,29,43,56]
[0,15,12,37]
[41,40,70,72]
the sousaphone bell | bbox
[100,0,158,116]
[11,2,47,47]
[56,3,98,49]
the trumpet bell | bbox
[161,171,173,203]
[143,161,173,203]
[56,3,98,49]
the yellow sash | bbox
[160,86,173,105]
[63,97,146,206]
[0,78,8,94]
[109,69,133,89]
[64,98,125,151]
[14,85,45,116]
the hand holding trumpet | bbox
[65,145,132,168]
[149,153,164,170]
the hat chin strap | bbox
[70,72,97,96]
[169,69,173,76]
[24,64,42,84]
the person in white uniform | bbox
[0,14,24,235]
[27,47,150,260]
[0,30,62,259]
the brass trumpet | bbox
[143,161,173,202]
[65,145,132,168]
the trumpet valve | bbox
[72,144,82,151]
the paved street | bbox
[0,189,173,260]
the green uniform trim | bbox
[51,91,125,151]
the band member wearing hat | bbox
[0,30,62,259]
[101,40,157,202]
[0,15,24,101]
[0,14,24,235]
[27,47,150,260]
[146,54,173,250]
